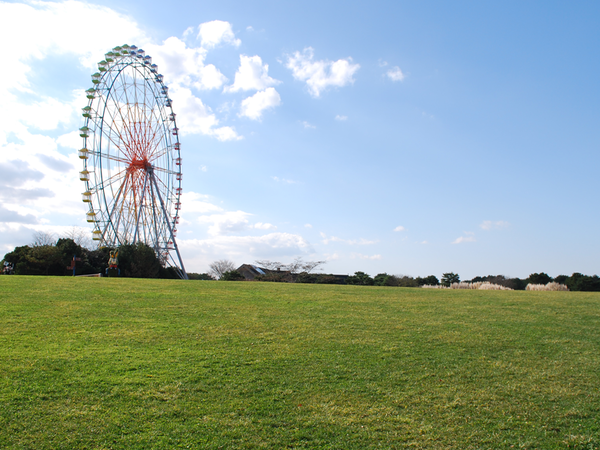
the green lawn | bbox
[0,276,599,449]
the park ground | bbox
[0,276,599,449]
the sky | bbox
[0,0,599,279]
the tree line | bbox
[3,237,599,291]
[1,232,179,278]
[210,259,600,292]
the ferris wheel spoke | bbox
[150,164,177,176]
[148,147,171,164]
[98,167,128,192]
[132,169,150,244]
[105,172,129,244]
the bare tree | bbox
[62,226,94,249]
[255,257,326,278]
[254,260,285,271]
[209,259,236,279]
[298,258,326,274]
[31,231,56,247]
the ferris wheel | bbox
[79,44,187,279]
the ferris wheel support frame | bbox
[148,166,188,280]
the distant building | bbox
[236,264,286,281]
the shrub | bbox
[422,282,512,290]
[526,282,569,291]
[316,275,340,284]
[296,272,318,284]
[187,273,215,280]
[255,272,292,283]
[477,282,513,291]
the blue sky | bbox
[1,0,599,279]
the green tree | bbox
[220,270,245,281]
[527,272,553,285]
[566,273,600,292]
[346,271,374,286]
[554,275,569,285]
[441,272,460,287]
[117,243,161,278]
[416,275,440,286]
[373,273,391,286]
[2,245,31,273]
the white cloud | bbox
[199,165,208,172]
[324,253,339,261]
[198,210,252,236]
[239,88,282,120]
[302,121,316,129]
[179,192,223,214]
[480,220,510,230]
[320,232,376,245]
[304,224,313,228]
[147,37,227,90]
[197,20,241,49]
[254,222,277,230]
[169,86,241,140]
[387,66,405,82]
[452,232,476,244]
[225,55,280,92]
[394,225,405,232]
[285,47,360,97]
[0,0,148,94]
[335,115,348,121]
[178,232,313,270]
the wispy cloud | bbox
[351,253,382,260]
[335,115,348,121]
[320,232,376,245]
[480,220,510,230]
[272,176,297,184]
[452,232,476,244]
[324,252,339,261]
[393,225,405,232]
[254,222,277,230]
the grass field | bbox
[1,276,599,449]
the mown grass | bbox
[0,276,599,449]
